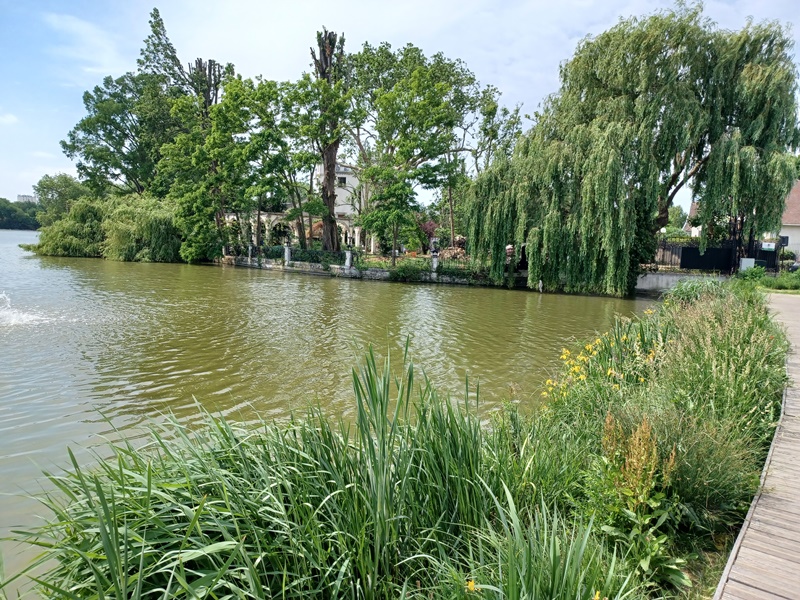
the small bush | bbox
[734,265,766,281]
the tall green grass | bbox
[2,279,788,598]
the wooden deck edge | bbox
[712,328,791,600]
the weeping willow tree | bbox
[468,5,799,296]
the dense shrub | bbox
[35,198,106,257]
[31,195,182,263]
[103,196,182,262]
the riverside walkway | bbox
[715,294,800,599]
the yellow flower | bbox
[593,592,601,600]
[612,384,620,391]
[595,338,601,345]
[607,368,614,376]
[579,374,586,381]
[621,335,627,342]
[644,308,655,315]
[639,377,645,383]
[466,580,477,592]
[585,344,593,351]
[541,391,548,397]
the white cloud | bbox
[42,12,130,83]
[146,0,798,116]
[0,113,19,125]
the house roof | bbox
[683,201,699,232]
[783,180,800,226]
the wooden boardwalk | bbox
[714,294,800,600]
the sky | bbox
[0,0,798,210]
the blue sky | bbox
[1,0,798,209]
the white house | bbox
[779,180,800,256]
[226,163,374,252]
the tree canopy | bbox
[467,5,799,296]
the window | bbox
[338,176,347,187]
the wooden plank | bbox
[729,563,799,599]
[747,519,800,546]
[723,579,791,600]
[734,546,800,581]
[739,535,800,564]
[755,496,800,519]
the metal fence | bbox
[649,239,735,271]
[650,238,782,272]
[437,258,490,279]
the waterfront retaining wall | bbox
[222,256,724,294]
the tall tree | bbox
[159,74,245,262]
[359,169,419,265]
[467,6,799,296]
[344,42,515,249]
[33,173,91,226]
[61,72,179,195]
[303,28,348,251]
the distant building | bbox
[683,202,701,237]
[312,163,361,217]
[225,164,372,252]
[16,194,35,203]
[779,180,800,255]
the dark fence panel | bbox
[679,246,735,271]
[290,248,347,265]
[753,244,779,270]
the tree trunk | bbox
[307,168,315,248]
[293,192,307,250]
[320,142,341,251]
[391,222,398,267]
[448,185,455,248]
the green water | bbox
[0,229,652,578]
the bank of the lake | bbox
[0,229,652,583]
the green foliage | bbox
[0,198,38,230]
[290,247,346,266]
[5,351,644,600]
[734,265,766,281]
[102,195,182,262]
[33,173,91,226]
[541,282,786,586]
[359,172,420,265]
[35,198,106,257]
[61,72,180,195]
[387,258,429,281]
[32,194,182,263]
[667,206,688,229]
[468,6,799,296]
[761,271,800,290]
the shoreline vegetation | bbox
[1,279,787,599]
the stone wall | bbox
[223,255,718,294]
